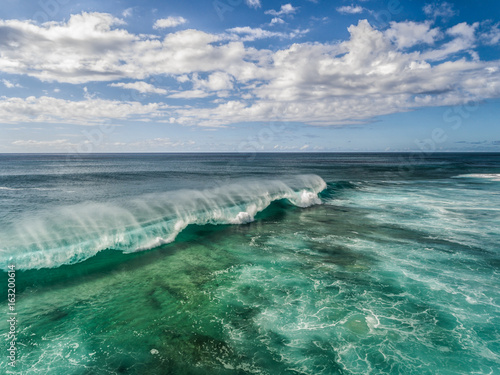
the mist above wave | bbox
[0,175,326,270]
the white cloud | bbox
[122,8,133,18]
[11,139,78,148]
[0,14,499,128]
[423,2,457,19]
[421,22,478,61]
[123,138,196,148]
[245,0,261,9]
[10,138,196,151]
[311,16,329,23]
[83,86,95,100]
[109,81,167,94]
[225,26,309,41]
[0,96,167,124]
[336,5,365,15]
[385,21,441,49]
[265,4,297,16]
[153,16,187,29]
[168,90,211,99]
[273,144,315,151]
[447,22,477,40]
[481,22,500,45]
[176,74,190,83]
[0,13,135,83]
[193,72,234,91]
[0,15,256,83]
[270,17,285,25]
[172,20,500,126]
[2,79,21,88]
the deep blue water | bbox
[1,153,499,374]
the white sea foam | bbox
[453,174,500,181]
[294,190,322,207]
[231,211,254,224]
[0,175,326,270]
[0,186,59,191]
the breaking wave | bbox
[453,174,500,181]
[0,175,326,270]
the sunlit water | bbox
[1,153,499,374]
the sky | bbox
[0,0,499,153]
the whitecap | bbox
[453,174,500,181]
[1,174,327,270]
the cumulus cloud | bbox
[385,21,441,49]
[2,79,21,88]
[122,8,133,18]
[0,14,500,128]
[270,17,285,26]
[0,14,258,83]
[421,22,478,61]
[153,16,187,29]
[108,138,196,149]
[225,26,309,41]
[336,5,365,15]
[0,13,136,83]
[168,89,211,99]
[245,0,261,9]
[109,81,167,94]
[172,20,500,126]
[193,72,234,91]
[265,4,297,16]
[481,22,500,45]
[12,139,74,146]
[447,22,477,40]
[423,2,457,19]
[0,96,167,124]
[11,138,196,151]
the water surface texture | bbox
[1,153,499,374]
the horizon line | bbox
[1,151,499,155]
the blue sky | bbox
[0,0,499,152]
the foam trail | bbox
[453,174,500,181]
[0,175,326,270]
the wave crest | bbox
[453,174,500,181]
[0,175,326,270]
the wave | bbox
[452,174,500,181]
[0,175,326,270]
[0,186,60,191]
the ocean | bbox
[1,153,499,374]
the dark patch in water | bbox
[48,307,69,322]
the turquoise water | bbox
[1,153,500,374]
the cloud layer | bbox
[0,12,499,127]
[153,16,187,29]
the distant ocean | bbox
[1,153,499,374]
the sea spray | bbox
[0,175,326,270]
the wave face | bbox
[0,175,326,270]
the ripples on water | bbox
[0,153,499,374]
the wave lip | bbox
[0,175,327,270]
